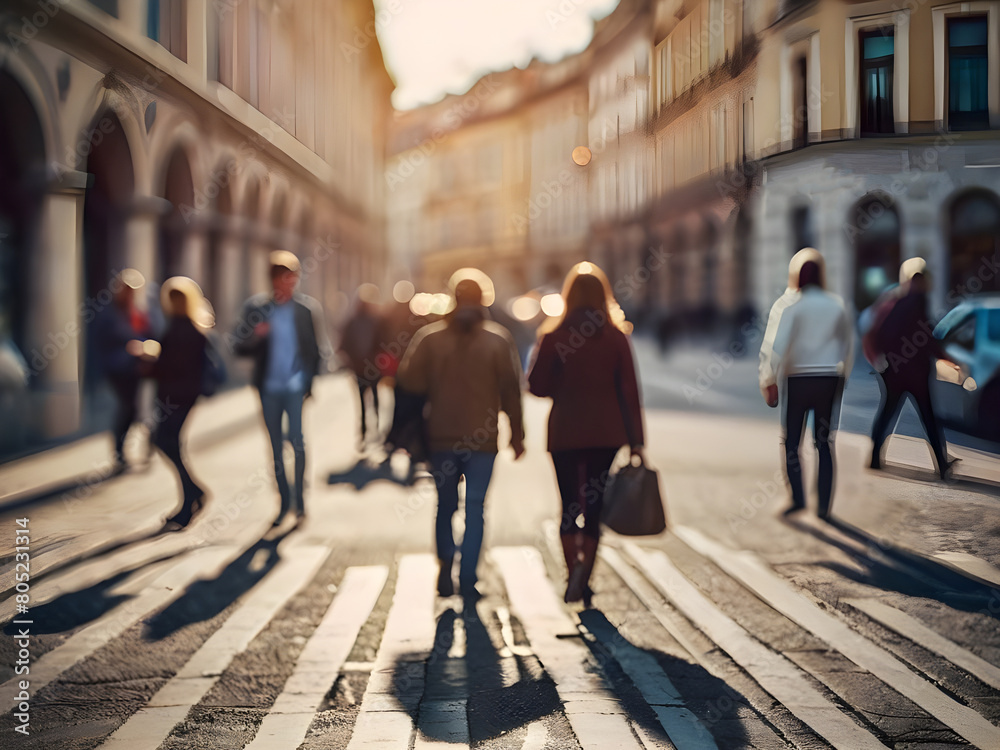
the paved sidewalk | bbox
[0,384,261,509]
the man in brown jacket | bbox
[398,274,525,598]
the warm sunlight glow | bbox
[540,293,566,317]
[375,0,621,109]
[511,295,542,321]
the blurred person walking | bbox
[93,269,151,473]
[766,259,854,518]
[234,251,330,526]
[338,284,384,448]
[759,248,825,408]
[380,286,430,480]
[151,277,224,530]
[398,269,525,599]
[867,258,959,478]
[527,262,644,606]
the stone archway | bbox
[157,147,195,282]
[0,72,46,353]
[82,109,136,391]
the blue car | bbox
[932,295,1000,443]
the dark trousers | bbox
[784,375,844,515]
[357,376,380,437]
[260,388,306,517]
[154,396,203,523]
[552,448,619,539]
[871,370,948,474]
[109,375,139,462]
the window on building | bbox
[87,0,118,16]
[710,104,726,172]
[742,97,754,161]
[792,56,808,148]
[859,29,894,135]
[216,0,234,87]
[790,204,815,255]
[949,189,1000,294]
[948,16,989,131]
[148,1,187,61]
[659,40,673,108]
[709,0,725,67]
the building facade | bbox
[0,0,391,457]
[386,0,1000,339]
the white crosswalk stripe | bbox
[617,543,890,750]
[492,546,645,750]
[345,554,439,750]
[674,525,1000,749]
[98,543,330,749]
[246,565,388,750]
[0,545,238,709]
[844,597,1000,691]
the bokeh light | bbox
[393,279,416,303]
[540,293,565,317]
[511,295,542,321]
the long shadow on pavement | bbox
[390,603,748,747]
[2,571,133,635]
[327,458,415,491]
[143,529,292,640]
[789,515,1000,616]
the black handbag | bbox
[602,455,666,536]
[601,364,666,535]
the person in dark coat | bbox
[868,258,960,478]
[151,277,215,530]
[93,269,151,472]
[232,251,331,525]
[528,262,645,607]
[338,284,384,448]
[379,293,430,478]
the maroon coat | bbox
[528,307,645,452]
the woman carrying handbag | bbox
[527,262,645,607]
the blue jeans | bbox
[431,450,496,590]
[261,388,306,516]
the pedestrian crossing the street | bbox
[2,526,1000,749]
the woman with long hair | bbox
[152,277,223,530]
[527,262,645,606]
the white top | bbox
[771,287,854,379]
[759,288,800,389]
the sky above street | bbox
[374,0,620,109]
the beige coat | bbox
[398,310,524,454]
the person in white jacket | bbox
[769,258,854,519]
[759,247,826,406]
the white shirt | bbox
[759,288,800,390]
[771,287,854,379]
